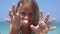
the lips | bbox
[22,20,29,24]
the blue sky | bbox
[0,0,60,22]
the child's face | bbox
[18,3,34,26]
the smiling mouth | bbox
[20,20,29,25]
[23,20,28,24]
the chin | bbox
[23,23,30,27]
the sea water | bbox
[0,22,60,34]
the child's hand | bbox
[30,10,56,34]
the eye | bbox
[20,12,25,15]
[29,13,34,16]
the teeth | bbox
[23,20,28,24]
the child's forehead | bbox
[21,3,32,10]
[23,3,32,8]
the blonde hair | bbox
[16,0,39,26]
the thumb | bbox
[48,27,56,31]
[5,19,11,23]
[30,25,35,31]
[30,25,39,31]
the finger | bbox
[44,13,50,23]
[39,10,43,21]
[30,25,35,30]
[16,12,19,17]
[12,16,16,24]
[15,13,20,22]
[18,4,23,14]
[13,13,20,24]
[47,18,56,26]
[9,9,13,18]
[5,19,11,23]
[13,16,16,21]
[30,25,38,31]
[48,27,56,31]
[12,3,16,15]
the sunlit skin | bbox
[19,3,34,34]
[19,3,34,27]
[5,3,56,34]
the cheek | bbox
[20,15,24,19]
[29,16,34,21]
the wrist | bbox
[10,27,20,34]
[9,24,20,34]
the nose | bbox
[24,15,29,20]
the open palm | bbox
[5,3,23,30]
[30,10,56,34]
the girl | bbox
[5,0,56,34]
